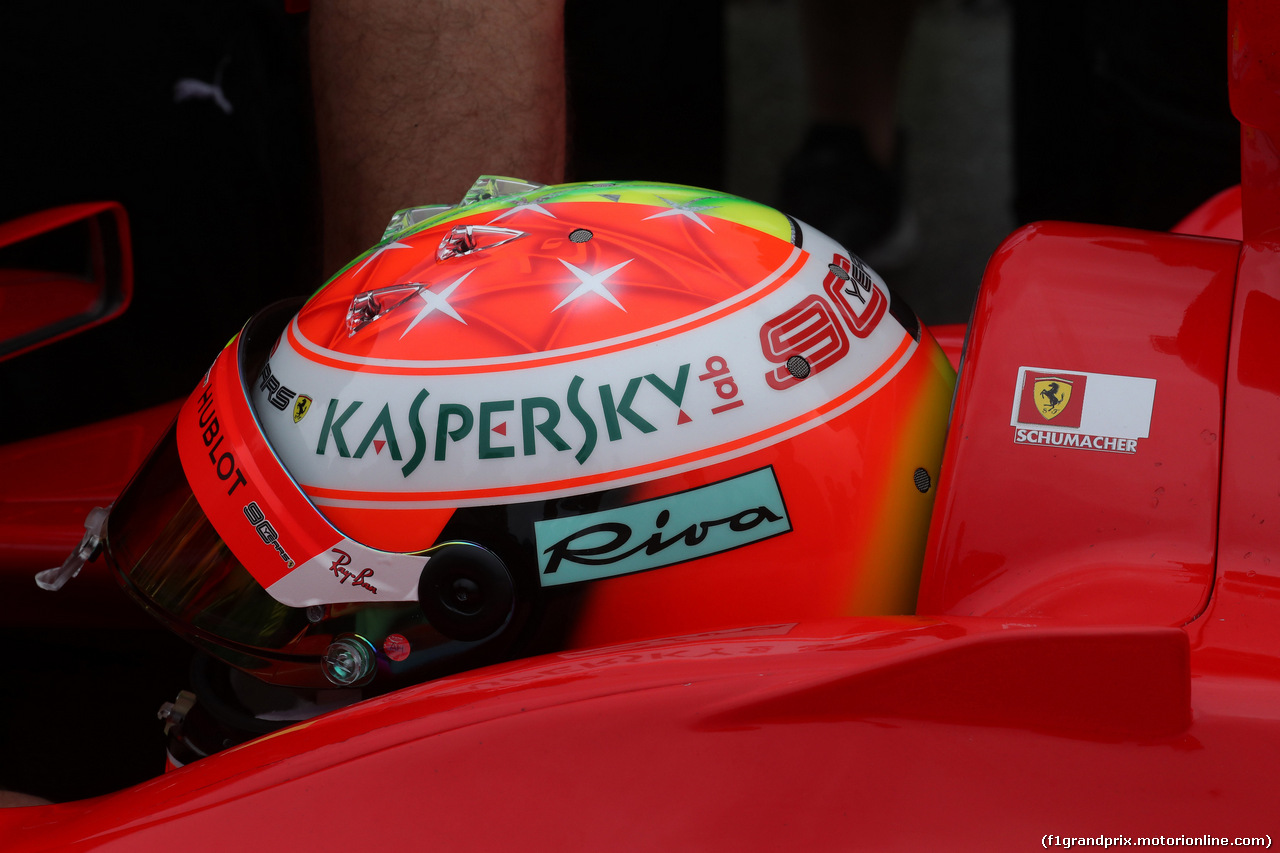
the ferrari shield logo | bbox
[293,395,313,423]
[1033,378,1072,420]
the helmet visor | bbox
[102,301,467,687]
[105,425,316,663]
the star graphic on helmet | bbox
[400,270,472,337]
[355,239,414,273]
[488,198,558,223]
[642,196,720,232]
[552,259,632,312]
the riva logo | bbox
[533,467,791,586]
[313,365,693,474]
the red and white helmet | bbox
[103,177,955,691]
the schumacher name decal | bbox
[1011,367,1156,454]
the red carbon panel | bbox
[1188,243,1280,673]
[919,223,1240,624]
[1187,8,1280,663]
[4,619,1275,852]
[1173,185,1243,241]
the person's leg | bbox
[309,0,567,275]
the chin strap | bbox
[36,506,110,592]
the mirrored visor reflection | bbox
[105,426,311,652]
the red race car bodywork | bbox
[2,2,1279,850]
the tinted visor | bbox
[105,430,435,687]
[106,426,317,663]
[103,302,483,688]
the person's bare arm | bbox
[309,0,566,275]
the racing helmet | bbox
[100,177,955,692]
